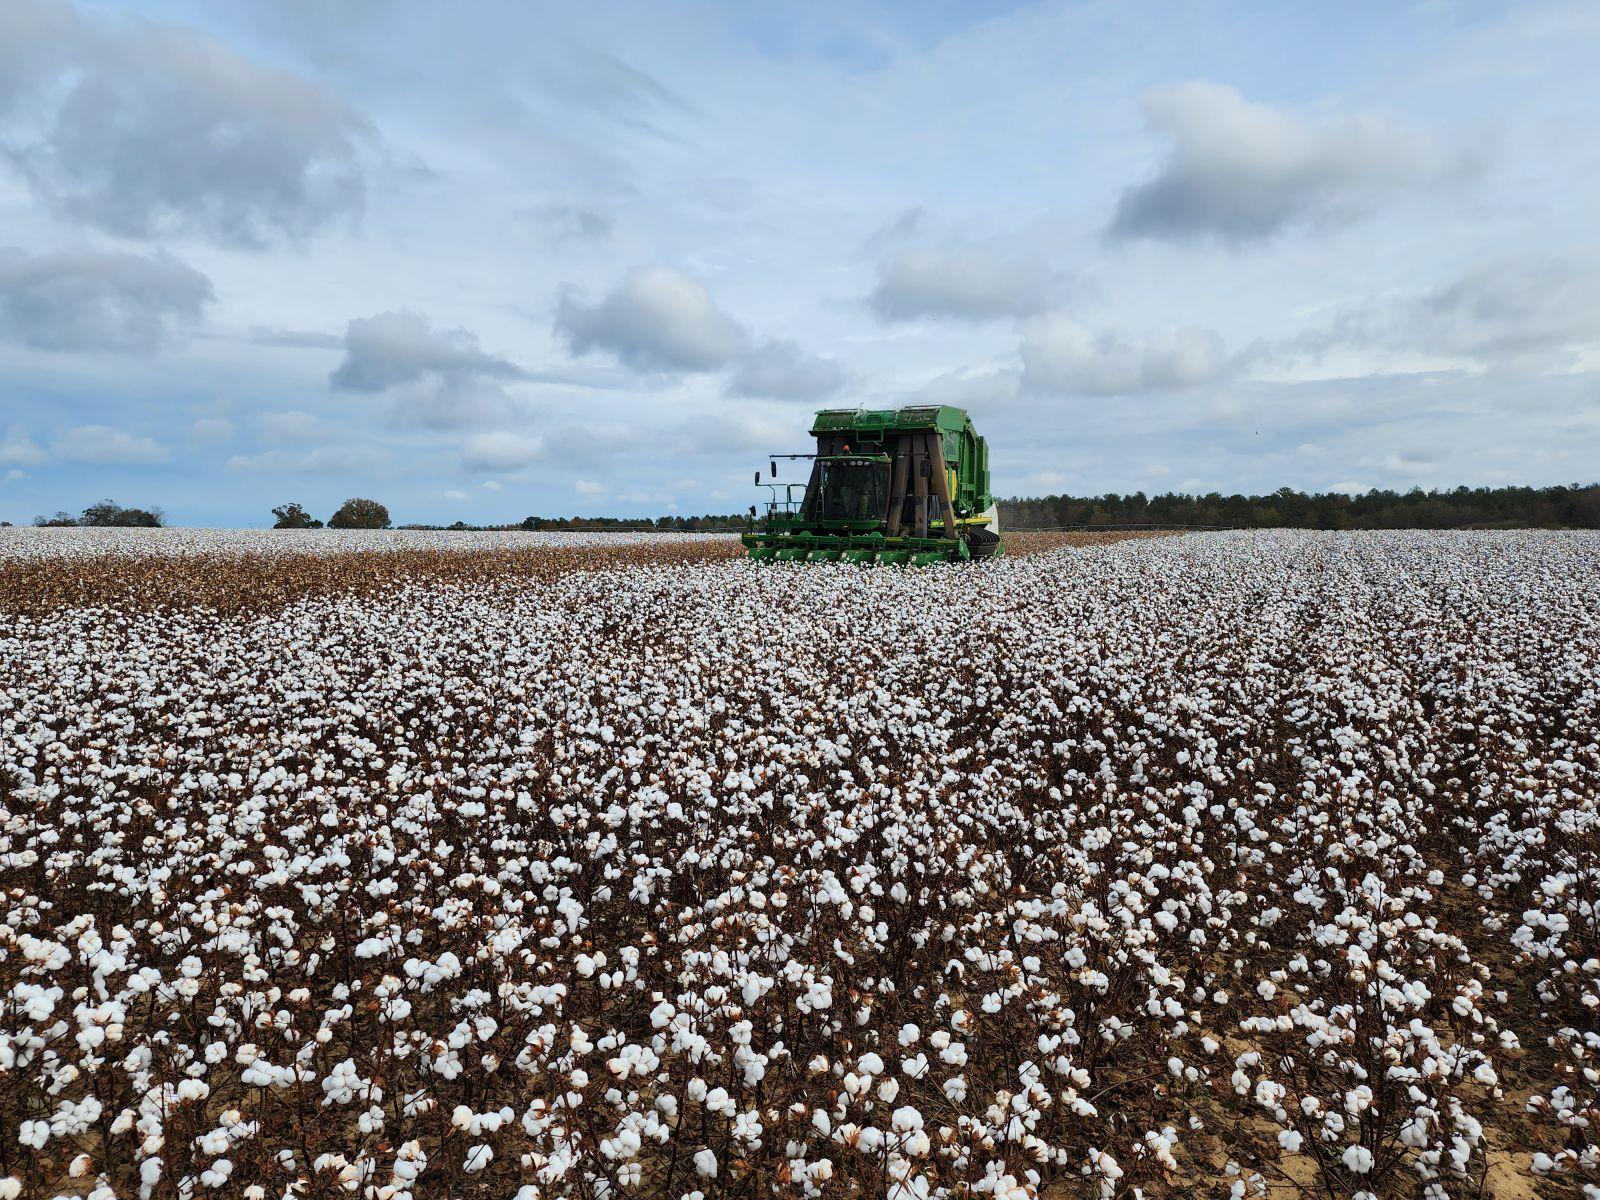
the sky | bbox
[1,0,1597,527]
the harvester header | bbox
[743,405,1003,564]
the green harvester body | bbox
[743,405,1003,564]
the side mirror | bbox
[770,461,778,479]
[748,505,757,518]
[753,471,760,486]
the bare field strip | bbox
[0,529,1148,616]
[0,535,744,616]
[2,530,1596,1199]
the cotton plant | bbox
[1,529,1597,1196]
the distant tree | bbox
[272,502,323,529]
[327,497,391,529]
[35,512,79,527]
[79,499,163,527]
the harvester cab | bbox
[743,405,1003,564]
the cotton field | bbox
[0,528,740,563]
[1,530,1596,1200]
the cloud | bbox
[460,430,545,472]
[1109,81,1469,243]
[1417,261,1600,359]
[330,311,528,428]
[727,339,847,400]
[1021,314,1228,395]
[331,311,521,392]
[869,246,1056,321]
[53,424,170,464]
[0,0,82,108]
[1341,259,1600,366]
[574,479,606,496]
[226,444,387,473]
[0,247,213,353]
[555,266,748,371]
[442,488,471,501]
[0,0,376,248]
[1,427,47,465]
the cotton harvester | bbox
[742,405,1003,564]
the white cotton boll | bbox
[199,1160,232,1188]
[1341,1145,1373,1174]
[1277,1130,1302,1153]
[463,1144,493,1172]
[892,1107,924,1133]
[0,1180,18,1200]
[858,1052,884,1075]
[694,1149,718,1178]
[1091,1149,1123,1180]
[1254,1080,1285,1108]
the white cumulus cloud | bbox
[461,431,545,473]
[555,266,748,372]
[1109,81,1471,243]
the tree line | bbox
[998,483,1600,530]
